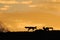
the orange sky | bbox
[0,0,60,32]
[0,12,60,32]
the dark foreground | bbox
[0,30,60,40]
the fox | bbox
[43,27,53,31]
[25,26,37,31]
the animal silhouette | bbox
[43,27,53,31]
[25,26,37,31]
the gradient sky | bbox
[0,0,60,32]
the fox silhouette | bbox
[43,27,53,31]
[25,26,37,31]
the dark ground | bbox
[0,30,60,40]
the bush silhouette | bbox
[0,21,9,32]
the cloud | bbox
[28,5,38,7]
[20,1,32,4]
[0,1,32,4]
[0,5,11,10]
[0,1,19,4]
[0,0,33,10]
[28,4,43,8]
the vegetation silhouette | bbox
[0,21,10,32]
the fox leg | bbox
[28,28,30,31]
[32,28,34,31]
